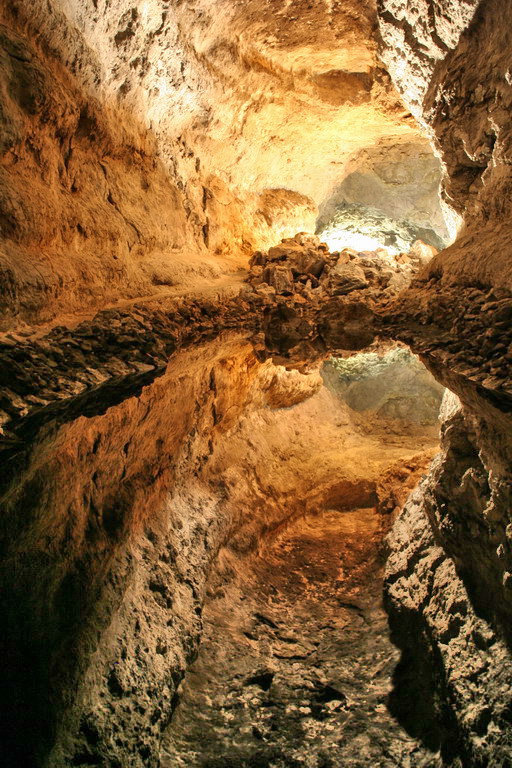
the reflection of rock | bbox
[318,298,375,351]
[258,295,375,370]
[385,395,512,763]
[324,347,445,427]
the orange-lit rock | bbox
[0,334,438,766]
[0,0,429,326]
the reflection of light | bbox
[140,2,151,26]
[319,229,398,255]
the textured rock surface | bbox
[0,0,424,327]
[247,232,426,314]
[1,0,512,765]
[0,331,437,767]
[163,507,441,768]
[375,13,512,757]
[1,336,261,767]
[379,0,512,290]
[317,139,451,249]
[385,393,512,766]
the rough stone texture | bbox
[378,0,481,121]
[379,0,512,291]
[0,15,226,328]
[0,331,437,768]
[317,139,451,248]
[374,12,512,756]
[163,507,441,768]
[0,337,261,768]
[0,0,424,327]
[1,0,512,765]
[385,394,512,766]
[248,232,425,313]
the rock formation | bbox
[378,1,512,765]
[0,0,511,767]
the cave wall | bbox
[0,0,425,327]
[378,0,512,290]
[0,332,434,767]
[317,138,451,248]
[377,1,512,762]
[0,336,277,767]
[385,391,512,766]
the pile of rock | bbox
[247,232,434,304]
[0,233,443,448]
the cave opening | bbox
[315,140,454,256]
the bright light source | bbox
[319,228,398,255]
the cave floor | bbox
[161,507,441,768]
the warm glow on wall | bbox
[320,228,396,255]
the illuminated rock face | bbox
[379,0,512,290]
[0,0,428,326]
[377,2,512,763]
[317,139,452,252]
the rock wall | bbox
[0,13,212,328]
[0,0,425,327]
[377,2,512,762]
[385,391,512,766]
[0,336,282,767]
[317,138,451,249]
[378,0,512,290]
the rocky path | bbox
[161,508,441,768]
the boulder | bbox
[323,260,369,295]
[262,264,295,294]
[250,251,267,267]
[409,240,438,265]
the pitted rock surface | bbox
[163,508,442,768]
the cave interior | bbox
[1,1,512,767]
